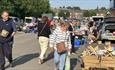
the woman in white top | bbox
[49,22,71,70]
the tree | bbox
[0,0,15,14]
[15,0,51,17]
[63,6,65,8]
[100,7,107,11]
[58,10,70,19]
[83,10,96,17]
[83,10,90,17]
[66,6,81,10]
[0,0,52,18]
[100,7,108,14]
[67,6,72,9]
[89,10,96,16]
[73,7,81,10]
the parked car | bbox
[9,16,24,31]
[101,17,115,40]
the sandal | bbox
[38,58,43,64]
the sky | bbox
[49,0,110,9]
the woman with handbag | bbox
[49,21,71,70]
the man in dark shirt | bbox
[37,16,51,64]
[0,11,16,70]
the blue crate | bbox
[74,39,81,47]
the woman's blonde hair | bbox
[60,21,70,27]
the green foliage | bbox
[0,0,51,18]
[73,7,81,10]
[66,6,81,10]
[83,7,109,17]
[0,0,15,14]
[67,6,72,9]
[83,10,96,17]
[100,7,108,14]
[83,10,90,17]
[58,10,70,19]
[89,10,96,16]
[100,7,107,11]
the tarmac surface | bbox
[5,33,83,70]
[5,32,115,70]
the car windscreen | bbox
[93,18,103,22]
[25,19,32,23]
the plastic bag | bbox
[65,52,70,70]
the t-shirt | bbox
[0,19,16,42]
[37,22,51,38]
[49,27,71,50]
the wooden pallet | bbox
[82,56,115,70]
[101,57,115,68]
[82,56,100,70]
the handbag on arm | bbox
[56,41,67,54]
[56,32,68,54]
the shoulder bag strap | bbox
[39,23,47,35]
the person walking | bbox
[50,22,71,70]
[68,20,77,53]
[0,11,16,70]
[37,16,51,64]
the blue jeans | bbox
[54,51,67,70]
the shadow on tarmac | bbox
[10,53,39,67]
[44,52,54,63]
[70,58,78,70]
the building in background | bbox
[110,0,115,16]
[69,11,83,19]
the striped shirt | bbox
[49,26,71,50]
